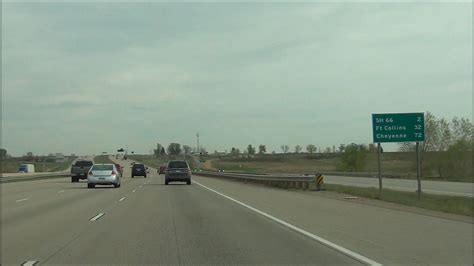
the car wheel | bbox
[87,183,94,188]
[165,180,169,185]
[71,177,75,183]
[187,180,191,185]
[144,175,147,178]
[113,183,119,188]
[131,175,134,178]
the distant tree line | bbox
[398,112,472,179]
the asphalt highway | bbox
[1,156,472,265]
[1,157,363,265]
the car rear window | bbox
[75,161,93,166]
[168,161,188,168]
[92,164,113,171]
[133,164,144,168]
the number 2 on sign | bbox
[414,133,422,138]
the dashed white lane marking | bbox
[132,190,136,193]
[16,198,30,202]
[58,190,65,193]
[119,197,126,202]
[139,185,143,188]
[193,180,381,266]
[21,261,39,266]
[90,213,105,221]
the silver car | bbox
[87,164,121,188]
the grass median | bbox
[322,183,473,217]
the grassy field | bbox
[93,155,115,164]
[0,156,78,173]
[322,184,473,217]
[209,152,472,183]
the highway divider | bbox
[0,172,70,183]
[195,171,323,190]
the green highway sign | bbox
[372,113,425,143]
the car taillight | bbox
[112,171,117,176]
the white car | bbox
[87,164,121,188]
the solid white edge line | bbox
[58,190,65,193]
[21,260,39,266]
[16,198,31,202]
[90,213,105,221]
[132,190,136,192]
[119,197,126,202]
[193,180,382,266]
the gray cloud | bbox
[2,2,471,155]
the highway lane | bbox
[1,158,361,265]
[325,175,474,197]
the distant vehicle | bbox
[18,164,35,173]
[123,155,128,160]
[165,160,191,185]
[158,166,167,175]
[131,163,147,178]
[71,160,93,182]
[114,163,123,176]
[87,164,121,188]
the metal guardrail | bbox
[195,171,321,190]
[0,172,70,183]
[200,170,412,179]
[320,171,412,179]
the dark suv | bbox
[165,161,191,185]
[131,163,147,178]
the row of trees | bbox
[154,143,207,156]
[225,143,377,156]
[398,112,472,179]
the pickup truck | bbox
[71,160,93,182]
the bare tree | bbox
[294,145,302,153]
[247,145,256,155]
[183,145,192,154]
[167,143,182,155]
[306,144,317,153]
[281,145,290,154]
[258,145,266,155]
[338,144,345,153]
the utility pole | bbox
[196,132,200,154]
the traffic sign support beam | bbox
[416,142,421,199]
[377,143,382,197]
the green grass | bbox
[93,155,115,164]
[0,156,78,173]
[212,151,472,183]
[323,184,473,217]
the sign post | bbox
[377,143,382,197]
[372,112,425,198]
[416,142,421,199]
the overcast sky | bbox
[2,2,472,156]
